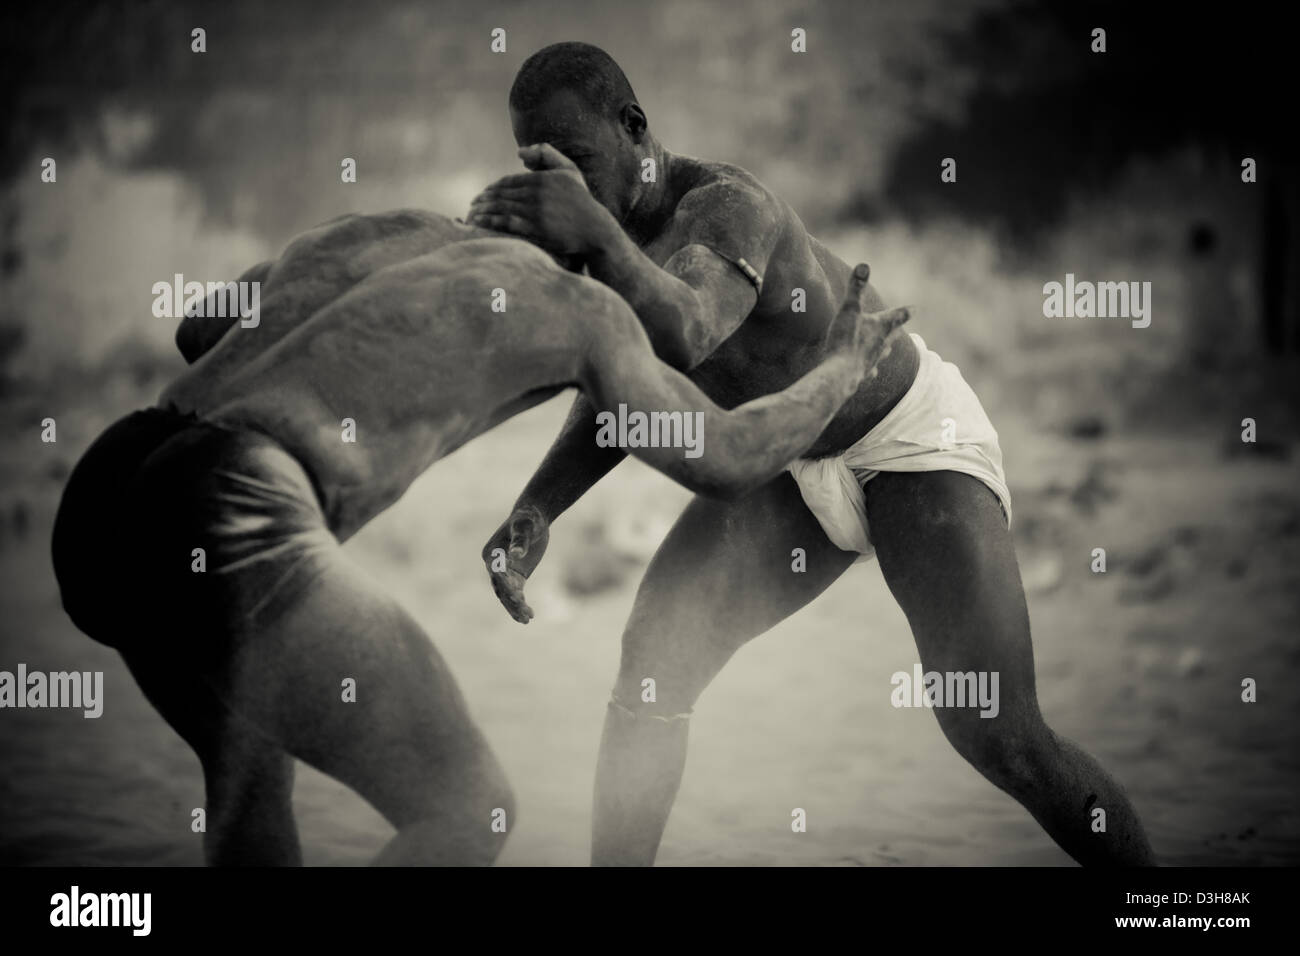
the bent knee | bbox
[461,754,517,856]
[449,744,517,828]
[615,600,749,712]
[613,630,729,716]
[381,733,517,835]
[481,757,518,828]
[937,711,1055,792]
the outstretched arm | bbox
[506,393,628,524]
[475,218,756,616]
[474,150,782,615]
[478,390,627,624]
[581,263,909,498]
[482,264,903,625]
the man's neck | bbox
[622,143,679,244]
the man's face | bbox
[510,88,638,222]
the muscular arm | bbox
[475,162,795,619]
[175,259,274,364]
[585,180,779,370]
[498,178,783,521]
[580,265,908,499]
[508,392,628,523]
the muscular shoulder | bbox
[283,209,446,252]
[272,209,475,287]
[669,161,789,248]
[658,163,799,296]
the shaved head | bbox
[508,42,658,227]
[509,42,637,122]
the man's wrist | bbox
[584,211,629,272]
[512,498,554,525]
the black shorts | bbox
[51,405,336,662]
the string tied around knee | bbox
[608,693,692,723]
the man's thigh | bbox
[864,470,1041,729]
[217,555,500,825]
[616,472,856,710]
[128,519,498,830]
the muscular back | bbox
[161,211,598,537]
[166,210,484,402]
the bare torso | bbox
[645,155,920,457]
[161,211,589,539]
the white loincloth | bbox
[787,333,1012,561]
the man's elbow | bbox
[649,306,713,371]
[651,328,699,371]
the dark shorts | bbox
[51,405,336,662]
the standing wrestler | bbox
[473,42,1154,866]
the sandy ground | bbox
[2,373,1298,866]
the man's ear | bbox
[621,103,648,142]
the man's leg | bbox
[592,473,856,865]
[121,651,302,866]
[864,470,1155,865]
[124,551,515,866]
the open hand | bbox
[825,263,911,380]
[467,144,615,259]
[481,504,551,624]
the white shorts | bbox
[787,333,1012,562]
